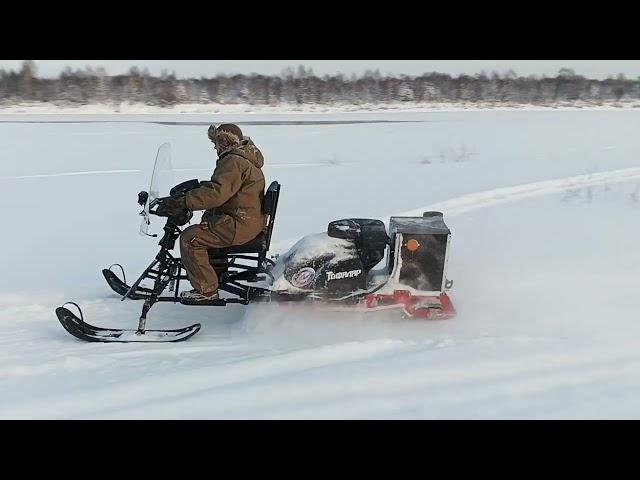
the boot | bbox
[180,289,219,302]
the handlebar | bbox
[138,191,172,217]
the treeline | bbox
[1,61,639,107]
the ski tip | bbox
[55,306,75,321]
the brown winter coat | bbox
[185,138,266,245]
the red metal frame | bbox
[270,290,456,320]
[362,290,456,319]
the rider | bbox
[160,123,266,302]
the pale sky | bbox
[1,60,639,79]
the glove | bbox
[156,195,188,217]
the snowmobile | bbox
[55,143,456,343]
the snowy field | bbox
[1,110,640,419]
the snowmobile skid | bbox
[56,144,456,343]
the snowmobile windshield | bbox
[140,142,175,236]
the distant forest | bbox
[1,61,638,107]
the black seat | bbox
[209,232,266,255]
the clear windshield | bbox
[140,142,175,236]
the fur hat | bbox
[208,123,243,144]
[214,130,242,153]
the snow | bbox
[1,110,640,418]
[3,100,640,115]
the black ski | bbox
[102,267,150,300]
[55,307,201,343]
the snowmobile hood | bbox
[220,137,264,168]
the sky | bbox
[0,60,638,79]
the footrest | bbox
[179,298,227,306]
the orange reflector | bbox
[406,238,420,252]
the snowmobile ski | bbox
[55,306,201,343]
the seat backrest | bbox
[262,181,281,253]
